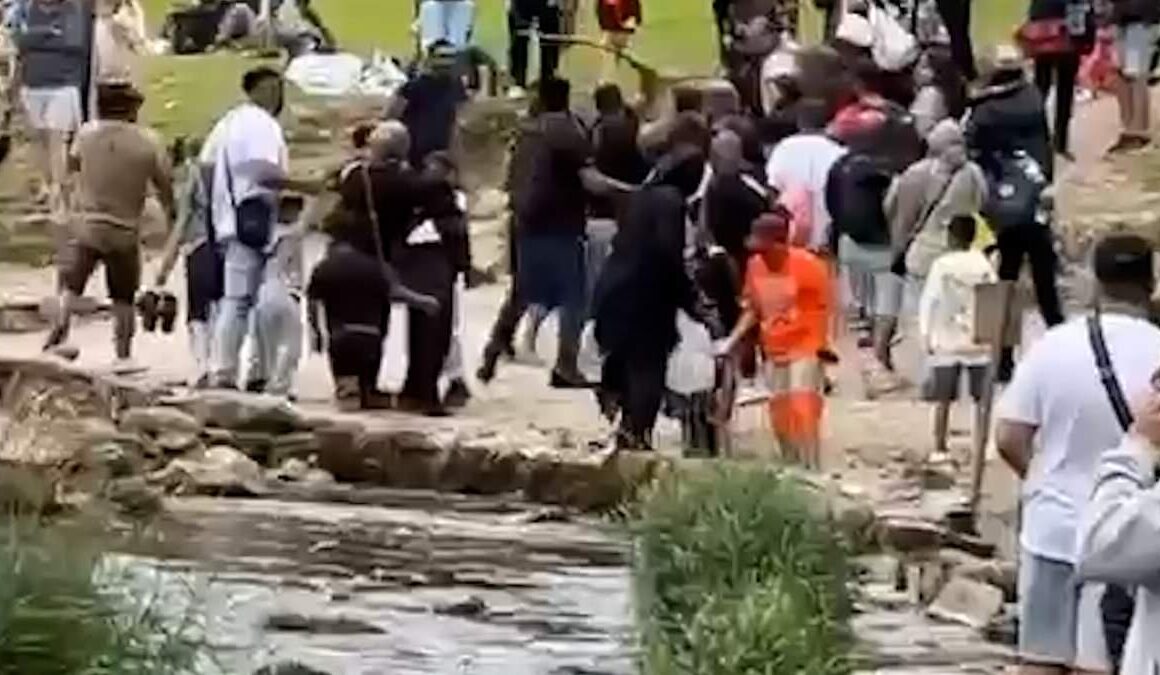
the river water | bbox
[106,492,635,675]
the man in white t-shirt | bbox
[764,99,847,254]
[201,66,320,390]
[997,234,1160,675]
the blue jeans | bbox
[211,239,264,388]
[516,232,584,368]
[418,0,475,51]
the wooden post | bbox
[968,279,1017,525]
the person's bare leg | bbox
[44,289,75,353]
[933,400,951,454]
[46,130,68,214]
[1115,74,1132,130]
[28,129,51,200]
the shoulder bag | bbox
[222,146,275,251]
[1086,311,1136,674]
[889,166,956,276]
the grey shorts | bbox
[1017,552,1110,670]
[922,363,987,403]
[839,235,901,318]
[1117,22,1160,78]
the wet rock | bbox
[904,461,957,491]
[263,612,385,635]
[928,577,1004,629]
[149,445,268,497]
[435,595,488,618]
[104,476,163,517]
[178,391,308,433]
[951,556,1018,602]
[156,431,200,454]
[90,441,137,478]
[877,517,945,554]
[253,663,333,675]
[268,431,320,466]
[120,406,202,436]
[270,458,311,482]
[521,506,573,524]
[854,554,901,585]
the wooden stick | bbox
[968,280,1016,524]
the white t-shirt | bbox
[998,313,1160,563]
[201,103,288,241]
[765,133,847,252]
[918,249,996,365]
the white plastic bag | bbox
[868,3,919,72]
[377,303,409,394]
[666,311,716,396]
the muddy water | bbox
[107,492,635,675]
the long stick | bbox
[969,280,1015,524]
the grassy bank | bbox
[631,466,855,675]
[0,519,205,675]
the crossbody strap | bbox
[1087,312,1134,431]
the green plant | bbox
[0,519,207,675]
[632,465,854,675]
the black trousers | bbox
[1034,52,1081,154]
[936,0,976,81]
[328,329,384,404]
[603,349,668,448]
[997,223,1064,328]
[403,298,453,407]
[508,0,561,88]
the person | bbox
[425,151,473,409]
[885,119,987,371]
[720,208,833,469]
[596,0,641,83]
[966,45,1053,180]
[1018,0,1094,159]
[917,214,996,454]
[639,85,705,160]
[93,0,147,86]
[935,0,976,80]
[594,144,706,451]
[44,83,174,369]
[154,137,219,387]
[17,0,90,213]
[248,222,304,397]
[765,98,846,255]
[308,216,394,412]
[273,0,334,57]
[997,234,1160,675]
[722,0,785,114]
[417,0,476,52]
[910,45,967,138]
[485,77,631,388]
[1107,0,1159,153]
[201,67,321,390]
[389,40,467,169]
[507,0,562,98]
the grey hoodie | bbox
[18,0,89,89]
[1078,434,1160,675]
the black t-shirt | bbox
[399,73,468,167]
[519,111,594,237]
[307,242,391,334]
[590,110,650,219]
[705,170,767,265]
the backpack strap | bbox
[1087,312,1134,431]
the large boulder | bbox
[174,392,309,434]
[928,577,1004,629]
[120,406,203,436]
[149,445,267,497]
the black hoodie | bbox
[966,73,1054,179]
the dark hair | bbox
[594,83,624,115]
[538,77,571,113]
[716,114,763,167]
[672,85,704,114]
[947,214,976,249]
[795,98,831,132]
[428,38,454,55]
[351,123,374,150]
[668,111,711,154]
[1094,234,1154,290]
[96,82,143,118]
[242,66,282,94]
[924,46,968,119]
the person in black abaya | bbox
[594,143,708,451]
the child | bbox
[917,214,997,454]
[250,222,305,397]
[155,137,218,387]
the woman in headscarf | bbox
[593,142,708,451]
[719,208,833,469]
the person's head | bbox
[593,83,625,116]
[426,39,458,76]
[654,144,706,198]
[702,80,740,126]
[423,150,458,184]
[242,66,285,117]
[709,128,743,176]
[672,85,704,115]
[795,97,830,133]
[1094,234,1155,306]
[350,122,374,152]
[747,207,793,268]
[96,83,144,122]
[538,77,571,113]
[368,120,410,163]
[715,114,763,167]
[946,214,976,251]
[668,110,711,155]
[927,118,967,168]
[978,44,1027,87]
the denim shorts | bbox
[1018,552,1110,670]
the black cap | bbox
[1094,234,1153,286]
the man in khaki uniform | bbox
[44,82,174,370]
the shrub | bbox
[631,465,854,675]
[0,519,206,675]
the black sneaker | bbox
[550,368,591,389]
[443,379,471,409]
[245,379,267,394]
[476,351,499,383]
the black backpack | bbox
[826,152,893,247]
[980,150,1047,233]
[839,100,926,175]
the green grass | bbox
[134,0,1023,139]
[630,465,855,675]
